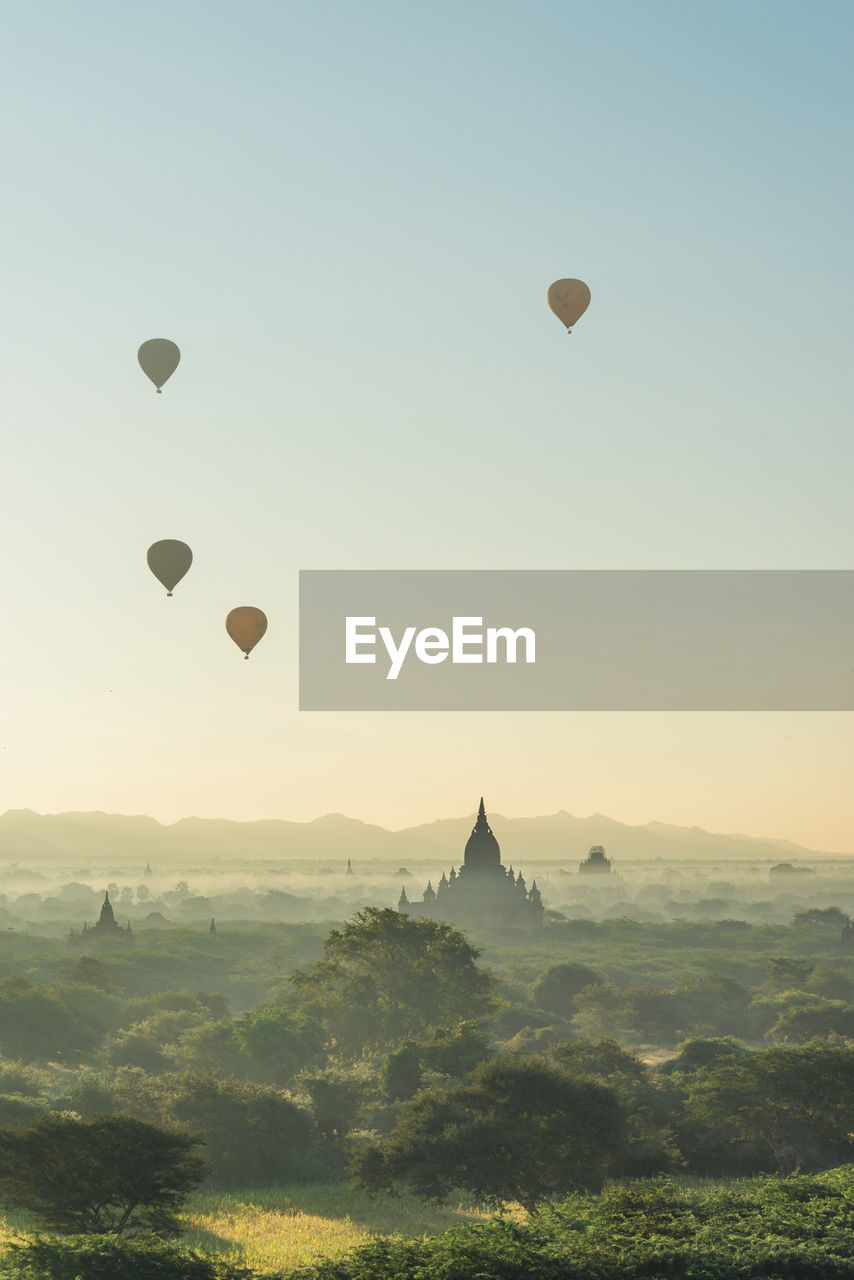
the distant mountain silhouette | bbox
[0,807,838,866]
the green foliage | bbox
[174,1018,249,1077]
[292,909,495,1056]
[421,1023,492,1078]
[125,990,230,1021]
[766,956,813,988]
[353,1056,624,1211]
[107,1011,202,1073]
[0,1114,206,1236]
[768,999,854,1044]
[657,1035,750,1074]
[0,969,128,1064]
[493,1005,558,1040]
[550,1036,646,1085]
[234,1006,325,1084]
[572,972,753,1044]
[0,978,90,1063]
[531,962,601,1018]
[282,1170,854,1279]
[165,1073,316,1186]
[57,956,118,993]
[793,907,850,929]
[807,963,854,1002]
[551,1038,679,1176]
[61,1070,118,1117]
[380,1043,423,1101]
[0,1234,245,1280]
[0,1061,52,1097]
[685,1041,854,1174]
[0,1092,50,1126]
[303,1072,363,1140]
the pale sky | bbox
[1,2,852,849]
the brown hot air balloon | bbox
[226,607,268,659]
[547,279,591,332]
[138,339,181,392]
[147,540,193,596]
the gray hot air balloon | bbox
[147,540,193,596]
[138,339,180,392]
[547,279,591,333]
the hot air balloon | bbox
[226,607,268,659]
[138,339,180,392]
[547,279,591,332]
[147,540,193,596]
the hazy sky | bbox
[1,2,852,849]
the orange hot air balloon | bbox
[226,607,268,659]
[547,279,591,332]
[138,339,181,392]
[147,540,193,596]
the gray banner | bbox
[299,571,854,710]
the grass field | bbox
[0,1209,28,1249]
[0,1185,490,1275]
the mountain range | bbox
[0,807,839,868]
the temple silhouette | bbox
[579,844,612,874]
[399,798,543,927]
[68,890,133,943]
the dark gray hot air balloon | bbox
[138,339,180,392]
[147,540,193,596]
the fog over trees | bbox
[4,815,854,1277]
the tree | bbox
[767,1000,854,1045]
[765,957,813,989]
[380,1042,423,1101]
[656,1036,749,1075]
[0,978,86,1062]
[0,1114,206,1236]
[793,907,850,928]
[233,1005,325,1084]
[352,1056,624,1211]
[292,908,495,1055]
[572,974,751,1045]
[164,1073,315,1185]
[422,1022,492,1077]
[531,963,601,1019]
[551,1038,679,1176]
[807,963,854,1002]
[174,1018,248,1078]
[685,1042,854,1174]
[57,956,118,993]
[303,1072,363,1139]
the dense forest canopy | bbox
[3,885,854,1277]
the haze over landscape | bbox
[2,3,854,1277]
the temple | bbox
[399,799,543,928]
[579,844,612,874]
[71,891,133,940]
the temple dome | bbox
[463,798,501,871]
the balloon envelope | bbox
[147,540,193,595]
[547,279,591,329]
[226,607,268,658]
[138,339,181,391]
